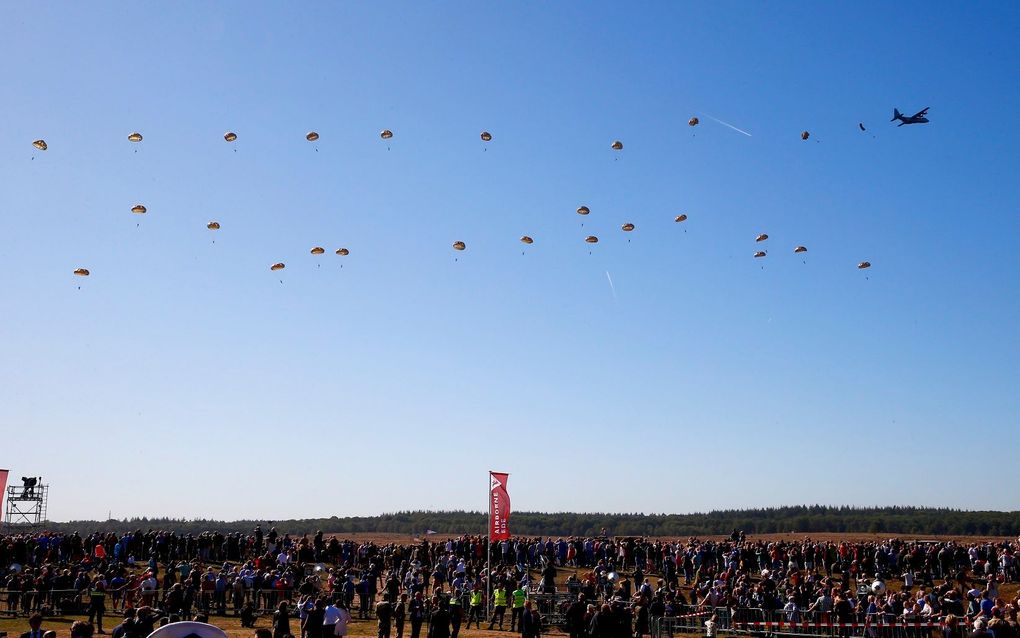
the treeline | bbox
[16,506,1020,538]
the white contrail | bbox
[704,114,752,137]
[606,270,617,300]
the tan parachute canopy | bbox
[73,268,90,276]
[207,221,221,230]
[224,132,237,142]
[270,262,285,271]
[306,131,319,142]
[33,140,47,151]
[577,205,590,215]
[754,250,767,258]
[801,131,810,140]
[858,261,871,269]
[675,214,688,222]
[585,235,599,244]
[452,241,466,251]
[611,140,623,150]
[310,247,325,255]
[335,248,349,256]
[621,223,635,232]
[755,233,768,242]
[131,204,147,214]
[520,236,534,244]
[794,245,807,253]
[128,132,143,143]
[380,129,393,140]
[688,117,699,126]
[480,131,492,142]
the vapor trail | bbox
[606,270,617,300]
[704,114,753,137]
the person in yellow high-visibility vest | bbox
[467,589,484,629]
[509,585,527,632]
[487,586,508,630]
[87,580,107,634]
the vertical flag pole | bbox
[486,471,491,618]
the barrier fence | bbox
[653,607,967,638]
[1,587,302,618]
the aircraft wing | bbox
[912,107,930,118]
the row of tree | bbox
[14,506,1020,538]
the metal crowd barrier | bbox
[654,608,954,638]
[729,609,949,638]
[0,587,301,618]
[653,606,729,638]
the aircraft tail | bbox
[892,108,902,122]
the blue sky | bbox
[1,2,1018,522]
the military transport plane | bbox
[892,107,930,126]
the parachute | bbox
[520,236,534,244]
[310,247,325,255]
[675,214,688,222]
[801,131,810,140]
[224,132,237,142]
[335,248,349,256]
[577,205,590,215]
[452,241,466,251]
[585,236,599,244]
[858,261,871,269]
[32,140,47,151]
[207,222,221,230]
[380,129,393,140]
[621,223,635,232]
[73,268,90,276]
[128,132,143,143]
[754,251,767,258]
[306,131,319,142]
[131,205,147,214]
[270,262,285,271]
[755,233,768,242]
[611,140,623,150]
[794,245,807,253]
[688,117,699,127]
[480,131,492,142]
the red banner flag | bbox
[489,471,511,541]
[0,469,8,523]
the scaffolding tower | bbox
[4,481,48,531]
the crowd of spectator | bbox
[4,528,1020,638]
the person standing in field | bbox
[521,601,541,638]
[510,584,527,632]
[87,579,107,634]
[273,601,291,638]
[466,588,484,629]
[427,596,450,638]
[377,594,393,638]
[409,591,427,638]
[394,593,407,638]
[489,585,508,630]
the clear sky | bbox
[2,2,1018,522]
